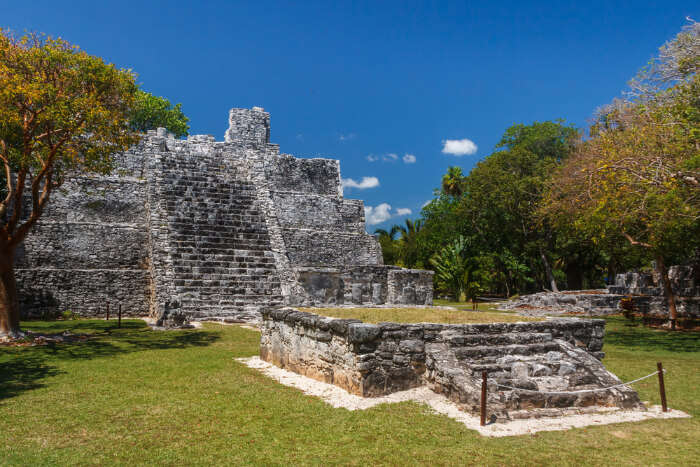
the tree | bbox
[544,21,700,328]
[0,31,139,337]
[429,235,487,301]
[374,225,401,265]
[441,166,465,197]
[129,90,189,138]
[395,219,423,268]
[461,121,580,292]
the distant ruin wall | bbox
[505,265,700,319]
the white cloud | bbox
[382,153,399,162]
[339,133,356,141]
[366,154,378,162]
[442,138,478,156]
[341,176,380,190]
[364,204,414,225]
[402,153,416,164]
[365,203,393,225]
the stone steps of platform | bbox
[171,257,276,266]
[453,342,561,360]
[443,332,552,347]
[424,338,641,420]
[180,299,283,308]
[166,223,266,231]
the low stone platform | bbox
[240,356,688,437]
[259,308,643,420]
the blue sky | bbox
[3,1,698,230]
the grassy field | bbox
[1,316,698,466]
[301,307,543,324]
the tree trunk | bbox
[656,255,678,330]
[539,247,559,292]
[0,248,21,337]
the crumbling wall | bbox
[608,266,700,319]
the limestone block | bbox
[347,323,381,344]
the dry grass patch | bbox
[300,307,544,324]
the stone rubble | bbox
[502,265,700,319]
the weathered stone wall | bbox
[15,151,152,317]
[261,309,641,419]
[608,266,700,319]
[387,269,434,306]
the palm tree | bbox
[395,219,423,268]
[441,166,465,197]
[374,226,402,265]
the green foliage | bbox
[416,120,582,295]
[429,236,488,301]
[375,219,425,269]
[61,310,75,320]
[0,31,140,179]
[128,89,189,137]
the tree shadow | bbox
[0,354,61,400]
[604,318,700,353]
[0,320,221,400]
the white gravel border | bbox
[237,356,690,437]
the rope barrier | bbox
[495,369,666,394]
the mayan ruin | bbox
[15,107,434,325]
[2,8,697,463]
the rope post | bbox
[657,362,668,412]
[106,302,109,321]
[480,371,487,426]
[118,303,122,328]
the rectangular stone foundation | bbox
[260,309,642,418]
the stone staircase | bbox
[425,329,641,420]
[153,146,283,322]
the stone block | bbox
[348,323,382,343]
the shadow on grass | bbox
[0,320,220,400]
[604,317,700,353]
[0,354,61,400]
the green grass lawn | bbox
[1,317,698,466]
[301,307,543,324]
